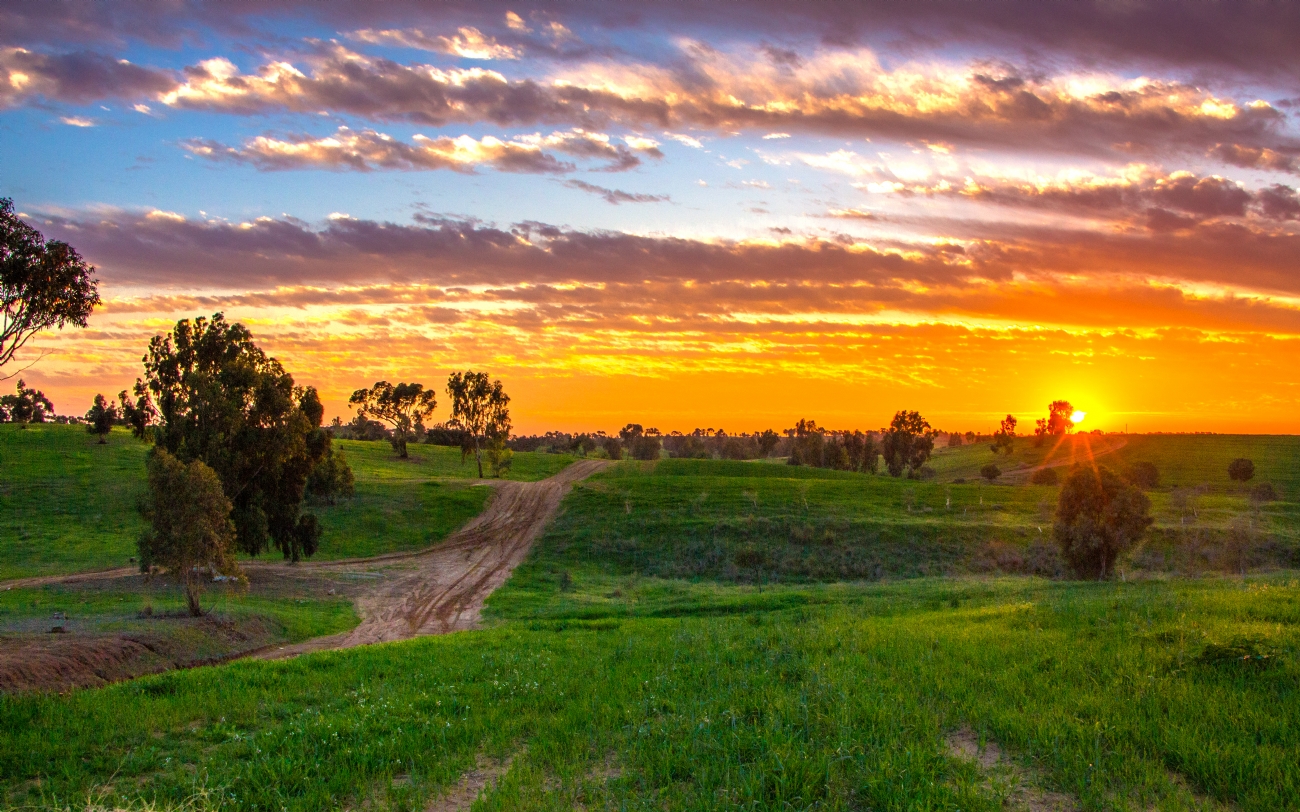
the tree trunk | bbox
[474,436,483,478]
[184,573,203,617]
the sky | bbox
[3,0,1300,434]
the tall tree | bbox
[881,410,936,477]
[0,378,53,423]
[1046,400,1075,435]
[1,198,100,374]
[141,313,331,561]
[117,379,156,439]
[446,371,512,478]
[84,393,118,443]
[348,381,437,459]
[137,449,242,616]
[1053,465,1152,579]
[992,414,1017,454]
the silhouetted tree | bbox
[117,380,156,439]
[757,429,781,458]
[84,393,117,443]
[1053,465,1152,579]
[881,410,936,477]
[141,313,331,561]
[1,378,52,423]
[306,446,355,505]
[620,423,662,460]
[980,463,1001,482]
[1046,400,1075,435]
[349,381,437,459]
[446,370,511,478]
[992,414,1017,454]
[787,419,825,466]
[947,432,963,447]
[1228,458,1255,484]
[1,198,100,373]
[137,449,242,616]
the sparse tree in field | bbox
[1126,461,1159,489]
[446,371,511,478]
[141,314,335,561]
[992,414,1017,455]
[964,430,976,444]
[1,198,100,375]
[1228,458,1255,484]
[84,393,117,443]
[947,432,963,447]
[1,378,53,424]
[1046,400,1075,435]
[137,449,243,617]
[881,410,936,478]
[485,434,514,477]
[1029,467,1059,486]
[1053,465,1153,579]
[757,429,781,458]
[349,381,437,459]
[1033,418,1049,446]
[980,463,1001,482]
[117,379,156,439]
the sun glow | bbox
[1070,410,1087,424]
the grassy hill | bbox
[0,424,574,580]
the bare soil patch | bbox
[946,728,1078,811]
[424,753,516,812]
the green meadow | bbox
[0,425,574,580]
[2,430,1299,810]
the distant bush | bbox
[979,463,1001,482]
[1029,467,1058,486]
[1228,458,1255,483]
[947,433,962,447]
[1126,461,1159,489]
[1250,483,1279,503]
[912,465,937,480]
[1054,465,1152,579]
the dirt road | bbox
[253,458,607,659]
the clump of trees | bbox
[882,410,936,478]
[1,198,100,373]
[84,393,118,443]
[349,381,437,459]
[0,379,53,424]
[619,424,663,460]
[446,370,512,478]
[1034,400,1075,445]
[134,313,345,562]
[1053,465,1153,579]
[137,448,243,616]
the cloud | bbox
[563,180,669,204]
[58,115,95,126]
[0,46,174,107]
[183,126,657,173]
[1209,143,1298,173]
[348,26,520,60]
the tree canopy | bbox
[138,449,242,616]
[1,198,100,373]
[84,393,117,443]
[992,414,1017,454]
[1053,465,1153,579]
[1228,458,1255,483]
[881,410,936,477]
[0,378,53,423]
[349,381,437,459]
[446,370,512,478]
[139,313,335,561]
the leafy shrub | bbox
[979,463,1001,482]
[1228,458,1255,483]
[1126,461,1159,489]
[1029,467,1058,485]
[1053,465,1153,579]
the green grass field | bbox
[0,426,575,579]
[2,576,1297,811]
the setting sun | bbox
[1071,410,1087,425]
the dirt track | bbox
[253,459,607,659]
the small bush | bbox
[1029,467,1058,486]
[1228,457,1255,483]
[1126,461,1159,489]
[979,463,1001,482]
[1250,482,1279,503]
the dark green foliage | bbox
[1053,465,1153,579]
[603,436,623,459]
[0,197,100,370]
[117,379,155,439]
[787,418,824,466]
[0,378,52,423]
[620,424,663,460]
[349,380,438,458]
[446,370,511,477]
[992,414,1016,454]
[1229,457,1256,483]
[757,429,781,457]
[979,463,1001,482]
[882,410,936,477]
[1029,467,1059,485]
[141,313,329,562]
[137,449,241,616]
[1126,461,1159,489]
[84,393,117,443]
[306,445,355,504]
[947,432,963,447]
